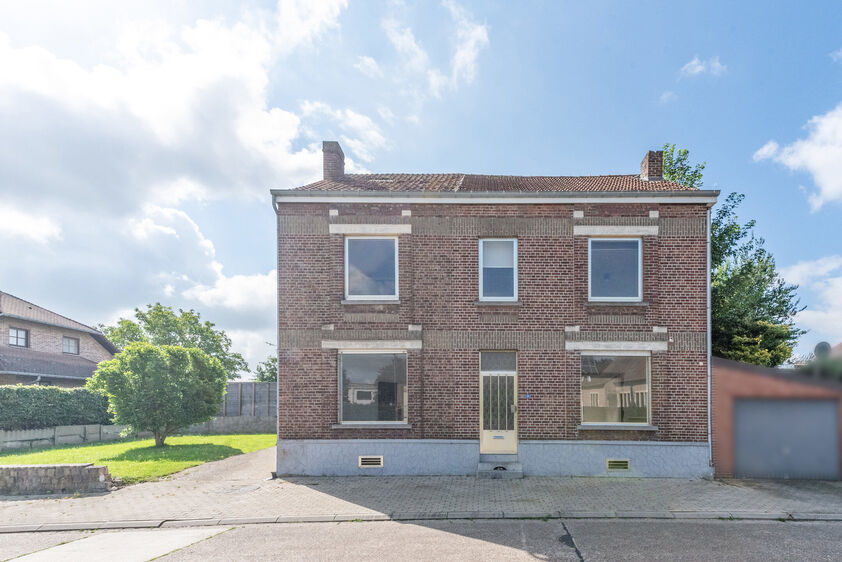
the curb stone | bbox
[4,510,842,533]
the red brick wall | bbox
[711,358,842,477]
[277,201,710,442]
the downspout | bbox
[706,207,713,469]
[274,194,282,478]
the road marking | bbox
[15,527,227,562]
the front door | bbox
[480,369,518,454]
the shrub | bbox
[87,342,227,446]
[0,386,111,430]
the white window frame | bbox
[9,327,28,348]
[478,238,518,302]
[344,236,399,301]
[62,336,80,355]
[579,350,651,426]
[337,349,408,425]
[587,237,643,302]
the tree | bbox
[99,304,248,380]
[663,144,803,367]
[662,144,706,188]
[253,355,278,382]
[88,342,227,446]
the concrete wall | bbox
[0,463,111,495]
[1,416,275,450]
[276,439,713,478]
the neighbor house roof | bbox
[291,173,697,193]
[0,346,100,381]
[0,291,117,354]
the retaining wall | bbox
[0,463,112,495]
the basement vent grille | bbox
[358,456,384,468]
[606,459,630,471]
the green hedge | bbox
[0,386,112,430]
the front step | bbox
[476,461,523,479]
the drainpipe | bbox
[706,207,713,469]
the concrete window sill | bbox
[341,299,400,305]
[585,301,649,307]
[475,301,522,307]
[331,423,412,430]
[577,424,658,431]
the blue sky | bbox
[1,0,840,371]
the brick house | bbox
[273,142,719,477]
[0,291,116,387]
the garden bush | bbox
[0,385,111,430]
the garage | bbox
[734,399,840,480]
[712,357,842,480]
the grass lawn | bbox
[0,434,275,483]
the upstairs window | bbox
[9,327,28,347]
[345,236,398,300]
[479,239,518,301]
[62,336,80,355]
[588,238,642,301]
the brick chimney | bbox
[323,141,345,180]
[640,150,663,181]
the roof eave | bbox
[272,189,720,205]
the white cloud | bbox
[659,90,677,104]
[274,0,348,54]
[378,105,395,123]
[752,102,842,209]
[0,204,62,244]
[354,55,382,78]
[0,1,352,370]
[752,140,780,162]
[182,270,275,313]
[781,255,842,286]
[831,47,842,62]
[300,101,387,163]
[783,256,842,349]
[680,55,727,78]
[381,1,489,99]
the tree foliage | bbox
[88,342,227,446]
[663,145,803,367]
[99,304,248,380]
[662,143,706,188]
[253,355,278,383]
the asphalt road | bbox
[3,519,842,561]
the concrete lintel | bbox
[573,225,659,236]
[321,340,422,350]
[565,341,668,351]
[329,224,412,234]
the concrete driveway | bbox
[2,446,842,532]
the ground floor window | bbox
[581,353,649,424]
[339,352,407,423]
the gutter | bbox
[707,207,713,469]
[272,189,721,205]
[0,371,90,381]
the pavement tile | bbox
[502,512,559,519]
[2,447,841,531]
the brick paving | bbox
[1,447,842,532]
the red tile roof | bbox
[293,173,695,193]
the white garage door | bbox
[734,399,840,480]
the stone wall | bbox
[0,463,112,495]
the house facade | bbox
[273,141,718,477]
[0,291,116,387]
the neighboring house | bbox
[273,141,719,477]
[712,356,842,480]
[0,291,116,387]
[831,342,842,360]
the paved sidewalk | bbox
[2,447,842,532]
